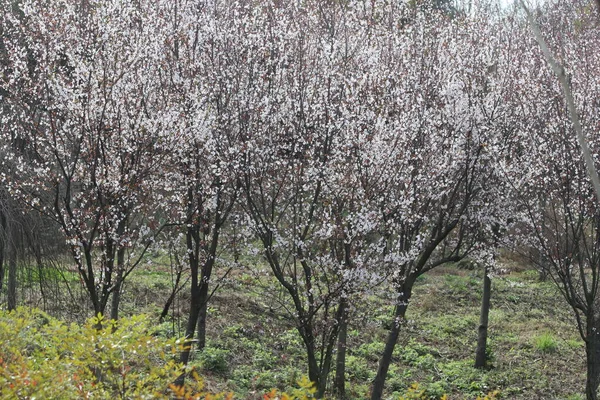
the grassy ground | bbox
[5,256,587,399]
[163,261,585,399]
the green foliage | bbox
[423,381,449,398]
[0,259,586,399]
[345,355,372,381]
[533,333,558,353]
[392,382,448,400]
[355,341,385,362]
[0,307,218,399]
[399,339,440,366]
[262,376,317,399]
[196,347,230,375]
[0,307,320,399]
[444,274,479,296]
[386,365,414,393]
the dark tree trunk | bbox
[0,210,6,293]
[7,232,17,311]
[316,316,339,398]
[316,350,331,398]
[159,266,183,323]
[334,303,348,400]
[586,320,600,400]
[180,285,201,366]
[110,247,126,321]
[475,265,491,368]
[538,196,548,282]
[371,283,413,400]
[175,207,220,387]
[26,231,47,312]
[196,284,209,351]
[304,329,320,390]
[294,298,344,398]
[174,284,201,387]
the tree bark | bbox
[110,247,126,321]
[371,283,413,400]
[181,285,201,365]
[159,266,183,323]
[7,228,17,311]
[196,284,209,351]
[475,265,491,368]
[303,327,320,390]
[586,320,600,400]
[174,284,201,387]
[334,303,348,400]
[0,209,6,293]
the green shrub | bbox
[356,341,385,362]
[533,333,558,353]
[346,355,372,381]
[197,347,230,374]
[423,381,448,399]
[0,307,320,400]
[391,382,448,400]
[0,307,222,399]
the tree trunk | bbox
[316,351,331,399]
[586,320,600,400]
[538,196,548,282]
[371,283,413,400]
[0,210,6,293]
[109,276,122,321]
[159,266,183,323]
[334,304,348,400]
[196,284,209,351]
[110,247,126,321]
[181,285,201,363]
[316,324,339,398]
[27,233,47,312]
[7,226,18,311]
[174,284,201,387]
[475,265,491,368]
[304,329,320,390]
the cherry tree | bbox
[505,1,600,398]
[344,5,518,397]
[231,0,399,394]
[229,0,513,396]
[0,0,175,318]
[155,0,244,372]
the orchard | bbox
[1,0,600,398]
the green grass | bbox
[533,332,559,353]
[4,256,589,399]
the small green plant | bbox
[0,307,229,399]
[533,332,558,353]
[423,381,448,398]
[392,382,448,400]
[476,390,501,400]
[263,376,316,399]
[197,347,230,374]
[346,355,372,381]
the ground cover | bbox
[2,258,586,399]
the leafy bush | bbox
[345,355,372,381]
[0,307,225,399]
[533,333,558,353]
[355,341,386,362]
[196,347,231,374]
[262,376,316,400]
[0,307,321,399]
[392,382,447,400]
